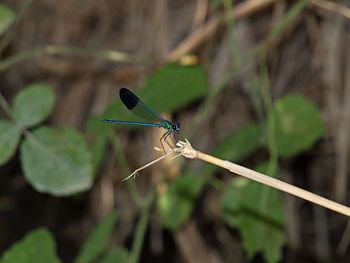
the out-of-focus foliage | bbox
[90,136,107,174]
[0,4,15,36]
[221,163,285,263]
[97,247,129,263]
[139,64,208,113]
[212,123,262,163]
[75,211,120,263]
[20,126,93,196]
[157,174,204,229]
[0,83,93,196]
[0,120,20,165]
[271,94,324,157]
[0,211,125,263]
[0,228,61,263]
[13,84,55,127]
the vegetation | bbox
[0,0,349,262]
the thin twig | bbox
[122,149,175,181]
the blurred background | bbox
[0,0,350,262]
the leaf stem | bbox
[128,198,152,263]
[109,133,153,208]
[259,52,278,177]
[0,91,13,118]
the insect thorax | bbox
[161,120,173,130]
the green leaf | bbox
[213,122,261,161]
[90,136,107,175]
[20,126,93,196]
[221,163,285,263]
[205,123,261,175]
[139,63,208,112]
[0,228,61,263]
[13,84,55,128]
[86,115,112,136]
[271,94,324,157]
[75,211,118,263]
[0,4,15,36]
[0,120,20,166]
[100,64,208,126]
[97,247,129,263]
[158,174,203,230]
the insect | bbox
[101,87,181,152]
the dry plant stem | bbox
[0,45,133,72]
[0,0,32,52]
[166,0,278,61]
[122,149,175,181]
[310,0,350,20]
[186,0,308,140]
[192,0,208,29]
[337,220,350,255]
[176,141,350,217]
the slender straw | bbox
[175,140,350,217]
[122,149,174,181]
[126,140,350,217]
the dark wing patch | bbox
[119,87,138,110]
[118,87,163,122]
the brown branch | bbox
[310,0,350,20]
[166,0,279,61]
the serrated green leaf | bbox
[221,163,285,263]
[0,4,15,36]
[271,94,324,157]
[75,211,118,263]
[0,228,61,263]
[97,247,129,263]
[20,126,93,196]
[99,64,208,129]
[158,174,203,230]
[13,84,55,128]
[0,120,20,166]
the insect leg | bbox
[163,130,173,149]
[170,130,178,144]
[159,131,169,153]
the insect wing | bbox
[119,88,163,123]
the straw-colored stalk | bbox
[125,140,350,217]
